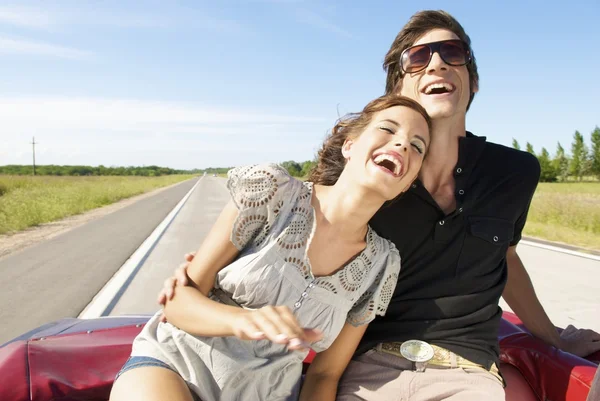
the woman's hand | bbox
[157,252,194,322]
[157,252,194,306]
[158,252,323,350]
[231,305,323,351]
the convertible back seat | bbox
[0,312,597,401]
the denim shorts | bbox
[115,356,201,400]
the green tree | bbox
[0,164,190,176]
[552,142,569,182]
[300,160,317,178]
[570,130,588,181]
[526,142,535,155]
[591,126,600,179]
[280,161,302,177]
[512,139,521,150]
[537,147,557,182]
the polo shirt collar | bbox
[409,131,487,211]
[457,131,487,174]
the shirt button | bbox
[411,184,417,189]
[458,207,463,213]
[294,302,302,308]
[493,236,499,242]
[439,220,445,226]
[458,189,465,195]
[301,292,308,297]
[456,168,462,174]
[308,283,315,288]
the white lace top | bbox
[131,163,401,401]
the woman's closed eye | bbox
[379,126,425,154]
[411,142,425,155]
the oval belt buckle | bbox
[400,340,434,372]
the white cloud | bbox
[0,97,328,169]
[0,5,244,33]
[0,37,93,59]
[0,6,52,28]
[0,5,168,30]
[0,97,325,128]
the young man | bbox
[333,10,600,400]
[159,10,600,400]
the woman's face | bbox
[342,105,430,200]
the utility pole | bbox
[31,137,38,176]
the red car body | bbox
[0,312,598,401]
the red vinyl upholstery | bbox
[0,312,596,401]
[1,325,142,401]
[499,314,598,401]
[0,341,30,401]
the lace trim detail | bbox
[227,163,292,250]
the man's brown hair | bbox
[383,10,479,110]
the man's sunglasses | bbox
[400,39,472,74]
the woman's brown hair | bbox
[308,95,431,185]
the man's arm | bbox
[502,246,561,347]
[502,245,600,357]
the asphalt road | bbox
[499,246,600,333]
[2,175,599,345]
[0,178,198,345]
[108,176,230,316]
[107,176,600,335]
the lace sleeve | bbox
[346,242,400,327]
[226,163,293,250]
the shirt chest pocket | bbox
[456,217,514,277]
[469,216,514,245]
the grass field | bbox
[1,175,598,251]
[146,178,600,251]
[0,175,196,235]
[524,182,600,251]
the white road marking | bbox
[78,177,203,319]
[520,239,600,262]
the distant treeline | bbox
[201,167,233,175]
[4,126,598,183]
[283,128,600,183]
[0,165,200,176]
[197,163,316,178]
[278,127,600,183]
[514,126,600,182]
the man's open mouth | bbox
[422,82,455,95]
[372,153,404,176]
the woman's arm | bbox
[163,200,311,346]
[299,322,368,401]
[162,200,243,334]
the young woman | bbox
[109,95,431,401]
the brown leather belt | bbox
[377,341,503,383]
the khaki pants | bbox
[337,348,505,401]
[588,368,600,401]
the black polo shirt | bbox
[360,132,541,369]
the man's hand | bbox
[503,246,600,357]
[559,325,600,358]
[157,252,195,322]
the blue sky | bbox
[1,0,598,170]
